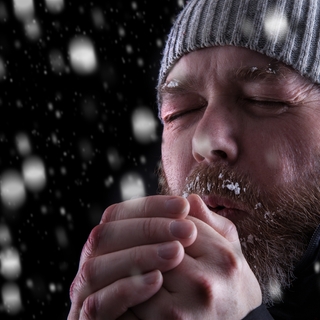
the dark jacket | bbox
[244,225,320,320]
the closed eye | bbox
[163,105,206,123]
[242,98,289,116]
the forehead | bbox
[164,46,298,88]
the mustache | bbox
[182,163,263,213]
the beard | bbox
[157,161,320,306]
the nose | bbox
[192,103,239,164]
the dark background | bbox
[0,1,183,319]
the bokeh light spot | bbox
[49,49,65,73]
[13,0,34,21]
[15,132,32,156]
[264,10,289,40]
[1,283,23,315]
[0,247,22,280]
[22,156,47,192]
[0,224,12,247]
[69,36,97,75]
[24,19,41,40]
[131,106,157,144]
[107,147,122,170]
[0,170,26,209]
[120,172,146,201]
[45,0,64,13]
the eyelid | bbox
[163,104,206,123]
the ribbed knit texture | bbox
[158,0,320,97]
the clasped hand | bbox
[68,194,262,320]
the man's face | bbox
[159,46,320,304]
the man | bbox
[68,0,320,318]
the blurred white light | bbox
[0,170,26,209]
[91,7,105,29]
[13,0,34,21]
[104,175,114,187]
[132,107,157,144]
[0,247,21,280]
[78,139,94,160]
[107,147,122,170]
[315,261,320,274]
[2,283,23,315]
[45,0,64,13]
[126,44,133,54]
[119,26,126,37]
[0,224,12,247]
[49,282,56,292]
[55,226,68,248]
[0,3,8,22]
[264,11,289,40]
[49,49,65,73]
[22,156,46,192]
[24,19,41,40]
[15,132,32,156]
[241,19,254,38]
[69,37,97,75]
[0,57,6,80]
[120,172,146,201]
[131,2,138,10]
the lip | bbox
[201,195,250,222]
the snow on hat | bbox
[157,0,320,109]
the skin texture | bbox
[68,46,320,319]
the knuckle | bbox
[222,219,239,241]
[194,273,214,307]
[82,225,102,259]
[74,259,94,295]
[82,295,99,320]
[142,218,157,240]
[69,279,76,301]
[142,196,152,216]
[129,246,144,265]
[101,203,117,223]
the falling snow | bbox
[0,0,179,318]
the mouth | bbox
[202,196,250,223]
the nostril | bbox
[212,150,228,159]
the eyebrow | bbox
[232,61,291,82]
[159,61,297,105]
[159,76,201,103]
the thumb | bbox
[187,194,240,243]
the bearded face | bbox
[158,161,320,305]
[159,46,320,305]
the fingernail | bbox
[157,241,180,260]
[143,270,160,285]
[170,220,195,239]
[165,197,188,214]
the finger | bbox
[101,195,190,223]
[73,270,162,320]
[187,194,240,243]
[80,217,196,264]
[70,241,184,315]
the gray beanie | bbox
[158,0,320,108]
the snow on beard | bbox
[158,162,320,305]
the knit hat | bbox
[158,0,320,108]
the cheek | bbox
[244,124,316,186]
[161,129,194,194]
